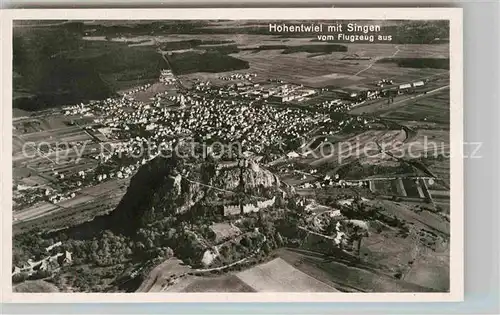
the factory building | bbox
[268,87,316,103]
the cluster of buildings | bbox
[334,86,381,102]
[334,79,427,102]
[201,227,265,268]
[299,177,366,189]
[12,186,47,211]
[193,80,317,104]
[268,85,317,103]
[159,69,177,84]
[223,196,277,216]
[376,79,395,87]
[55,70,384,199]
[230,82,316,103]
[218,73,257,81]
[317,99,352,112]
[12,241,72,278]
[65,83,332,160]
[87,155,144,181]
[63,103,93,117]
[13,178,77,206]
[43,187,76,203]
[54,71,391,203]
[56,85,333,199]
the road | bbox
[158,48,188,91]
[298,226,336,240]
[156,249,262,292]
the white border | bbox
[0,8,463,303]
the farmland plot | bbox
[392,129,450,160]
[373,180,398,195]
[236,257,337,292]
[137,258,192,292]
[382,88,450,124]
[402,178,424,198]
[427,159,450,187]
[371,200,449,236]
[181,275,256,292]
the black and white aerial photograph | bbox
[5,10,462,300]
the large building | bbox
[269,87,316,103]
[334,85,379,101]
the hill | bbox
[107,156,284,234]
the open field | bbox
[276,248,436,292]
[13,159,99,190]
[121,82,174,103]
[13,172,51,188]
[360,223,449,290]
[427,159,451,187]
[403,244,450,291]
[13,280,59,293]
[165,41,448,88]
[297,197,449,292]
[13,194,122,234]
[13,202,62,222]
[423,158,450,212]
[12,114,99,172]
[15,18,450,111]
[210,222,242,244]
[382,88,450,124]
[13,153,99,188]
[161,273,256,293]
[11,108,121,226]
[306,129,405,167]
[235,257,337,292]
[349,81,449,116]
[394,129,450,158]
[230,43,448,87]
[13,115,70,134]
[12,178,129,234]
[370,199,449,236]
[14,125,91,143]
[181,275,256,292]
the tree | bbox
[275,232,284,247]
[165,247,174,258]
[30,269,52,280]
[240,235,254,249]
[12,272,29,284]
[261,242,271,255]
[324,220,338,236]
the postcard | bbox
[1,8,463,303]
